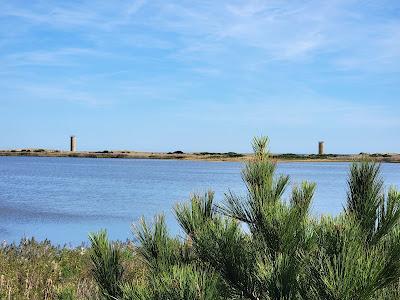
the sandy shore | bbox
[0,150,399,163]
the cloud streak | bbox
[2,1,399,69]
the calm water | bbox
[0,156,399,245]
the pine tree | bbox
[90,137,400,299]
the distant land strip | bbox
[0,149,399,163]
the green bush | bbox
[89,231,124,299]
[90,137,400,299]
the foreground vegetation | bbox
[1,137,400,299]
[0,239,146,299]
[90,137,400,299]
[0,239,96,299]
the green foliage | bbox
[346,161,400,244]
[209,137,317,299]
[89,230,124,299]
[86,136,400,300]
[174,191,215,236]
[124,214,227,299]
[57,286,75,300]
[134,216,191,271]
[122,264,222,300]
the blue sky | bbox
[0,0,399,153]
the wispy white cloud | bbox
[1,0,399,109]
[0,1,146,30]
[334,21,400,72]
[3,48,107,66]
[2,0,399,69]
[14,83,108,106]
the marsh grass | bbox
[0,238,144,300]
[0,238,96,299]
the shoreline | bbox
[0,150,399,163]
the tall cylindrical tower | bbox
[70,136,77,152]
[318,141,324,155]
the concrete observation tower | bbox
[318,141,324,155]
[70,136,77,152]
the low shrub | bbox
[167,151,184,154]
[224,152,244,157]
